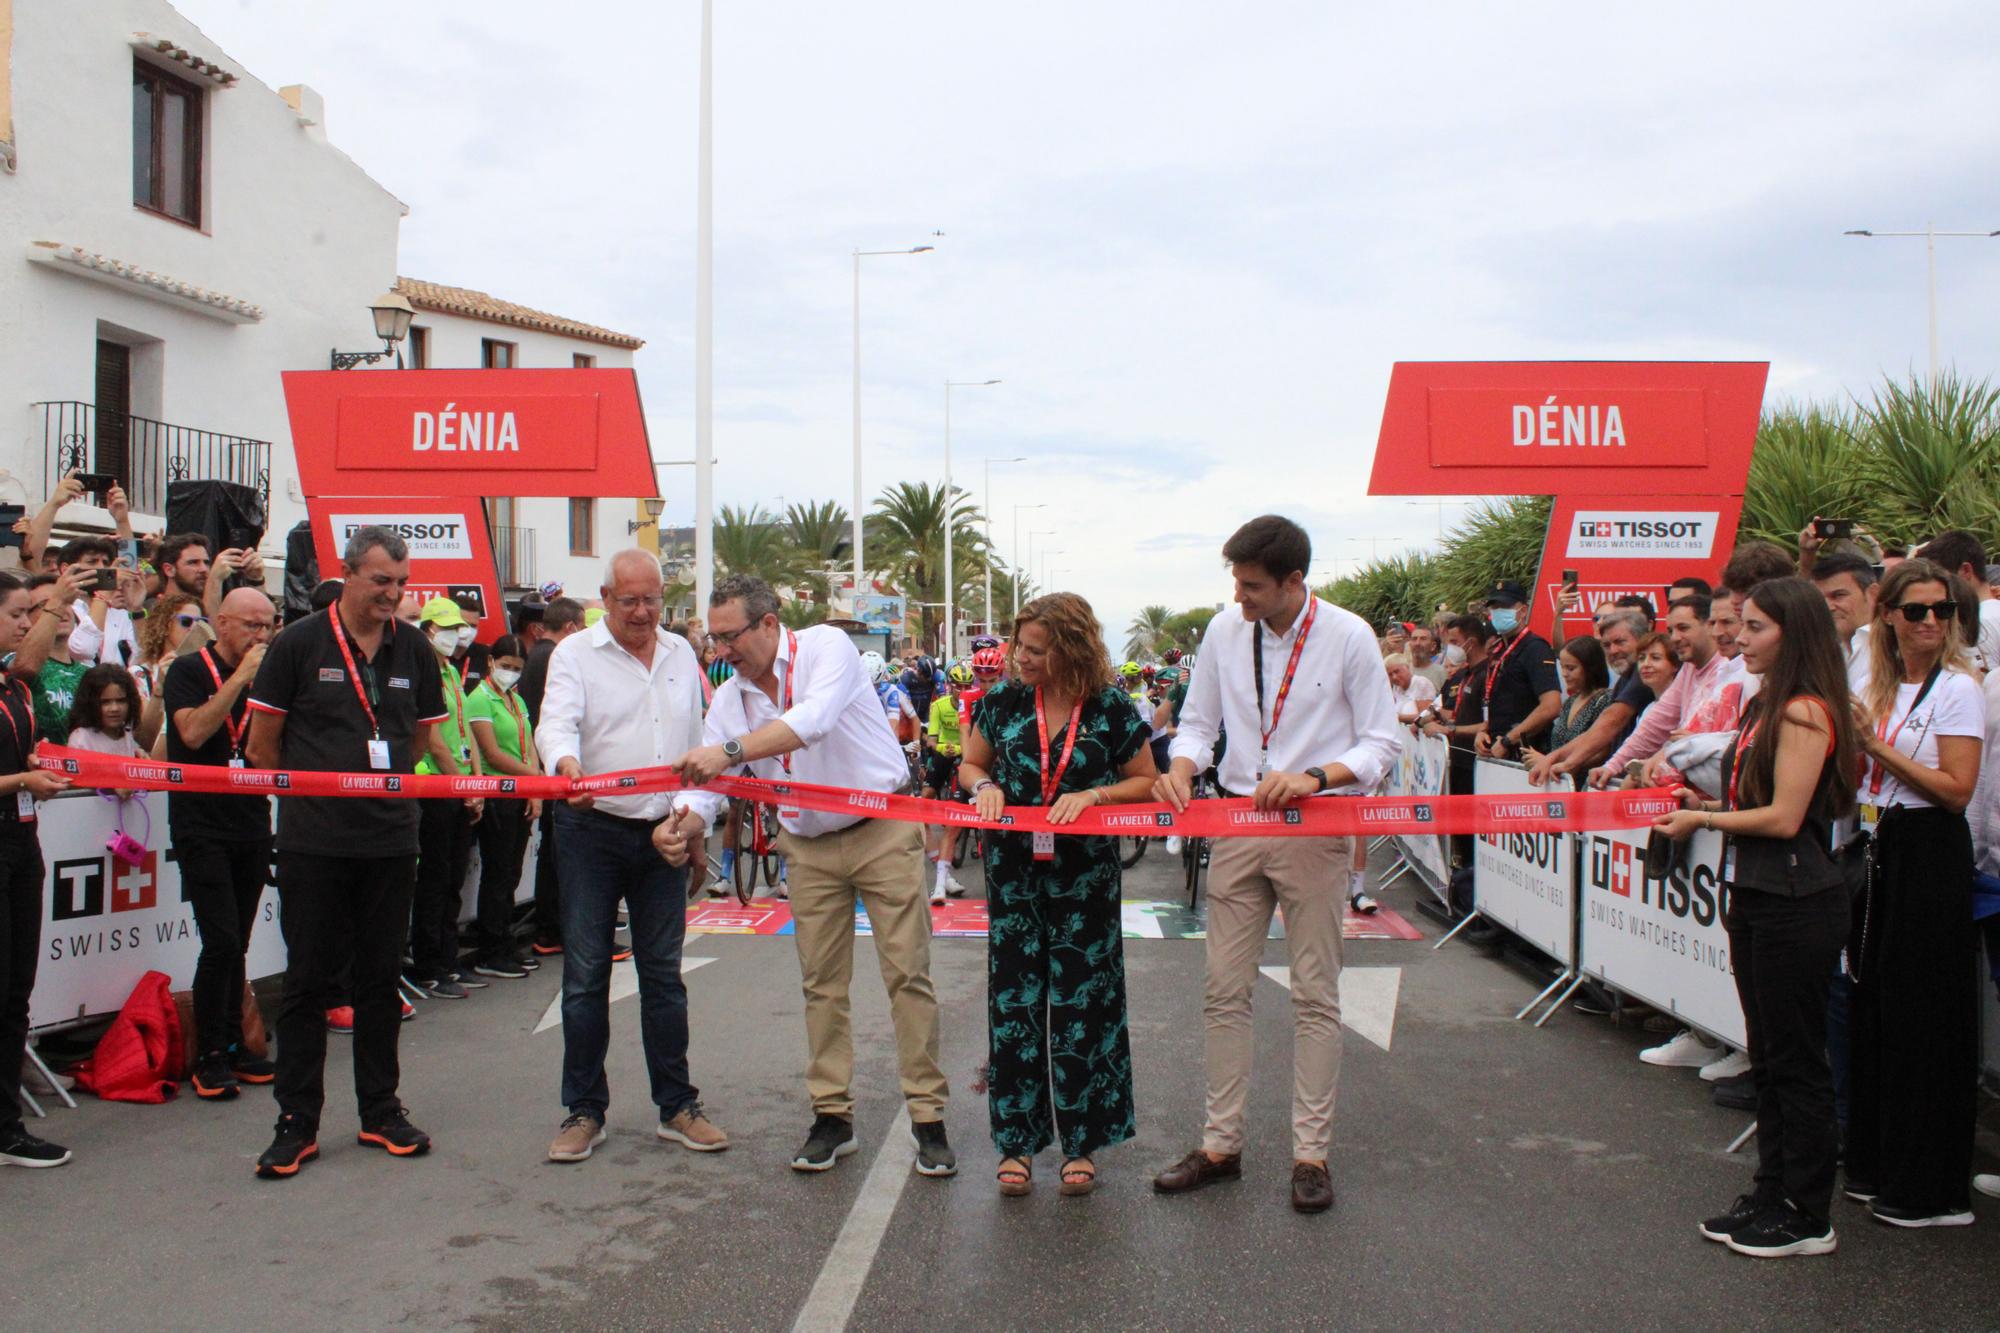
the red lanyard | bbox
[1253,597,1318,752]
[1034,687,1084,805]
[201,648,250,756]
[1868,666,1942,798]
[492,682,527,737]
[330,613,383,740]
[1482,627,1529,706]
[1726,721,1760,811]
[441,660,465,727]
[1,678,35,768]
[778,631,797,774]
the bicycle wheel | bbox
[1184,837,1207,911]
[759,808,783,886]
[732,805,760,897]
[1119,835,1147,869]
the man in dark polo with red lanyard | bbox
[1471,579,1561,759]
[1151,515,1402,1213]
[245,526,446,1180]
[164,586,278,1103]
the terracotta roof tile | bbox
[395,277,644,350]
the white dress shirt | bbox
[537,621,705,821]
[1169,596,1403,796]
[676,624,911,838]
[70,600,138,668]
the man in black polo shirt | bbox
[245,526,446,1180]
[165,587,278,1103]
[1472,580,1560,757]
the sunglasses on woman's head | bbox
[175,612,208,629]
[1894,600,1956,624]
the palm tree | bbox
[712,504,794,582]
[1125,605,1172,660]
[1159,606,1218,654]
[869,481,986,650]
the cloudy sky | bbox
[182,0,2000,641]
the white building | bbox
[0,0,655,603]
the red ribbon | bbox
[36,744,1678,839]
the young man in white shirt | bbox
[1150,516,1402,1214]
[659,575,954,1180]
[1810,551,1878,694]
[538,550,726,1165]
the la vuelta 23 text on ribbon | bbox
[35,746,1677,839]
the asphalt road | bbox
[12,844,2000,1332]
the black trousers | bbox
[1725,881,1850,1223]
[274,852,416,1129]
[0,826,44,1135]
[533,802,561,940]
[473,798,530,961]
[180,834,272,1056]
[410,798,477,980]
[1848,805,1979,1214]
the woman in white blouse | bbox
[1846,558,1984,1229]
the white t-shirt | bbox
[1845,627,1872,695]
[1870,669,1985,810]
[1965,668,2000,877]
[1978,599,2000,675]
[66,727,141,757]
[1390,674,1439,721]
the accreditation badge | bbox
[1032,830,1055,861]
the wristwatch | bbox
[722,738,744,762]
[1305,766,1329,793]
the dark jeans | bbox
[0,828,44,1135]
[1726,881,1850,1223]
[533,803,561,940]
[556,805,694,1121]
[410,798,477,980]
[473,799,531,962]
[1826,966,1854,1132]
[274,852,416,1129]
[181,834,272,1056]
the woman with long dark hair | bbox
[956,592,1158,1197]
[0,571,77,1166]
[1656,576,1858,1257]
[1849,558,1983,1228]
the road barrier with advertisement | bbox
[1465,760,1578,965]
[1377,730,1452,907]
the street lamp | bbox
[852,243,935,594]
[626,496,667,535]
[1026,529,1055,608]
[1039,549,1064,590]
[982,454,1026,633]
[942,379,1000,663]
[1843,225,2000,382]
[329,290,415,370]
[1011,503,1045,625]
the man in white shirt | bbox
[1385,653,1439,724]
[660,575,953,1179]
[537,550,726,1165]
[1150,516,1402,1214]
[1590,596,1733,787]
[56,535,142,668]
[1810,551,1878,694]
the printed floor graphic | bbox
[684,897,1425,942]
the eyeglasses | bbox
[709,618,769,647]
[1895,600,1957,624]
[609,595,664,613]
[174,613,209,629]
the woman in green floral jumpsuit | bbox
[958,593,1160,1195]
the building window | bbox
[407,326,430,369]
[573,353,596,369]
[568,498,596,557]
[133,60,204,226]
[481,338,516,369]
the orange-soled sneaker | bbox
[227,1044,276,1085]
[325,1006,355,1035]
[255,1115,317,1180]
[357,1109,432,1158]
[191,1051,241,1101]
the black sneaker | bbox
[255,1115,318,1179]
[515,952,541,972]
[358,1109,432,1158]
[1698,1193,1773,1243]
[909,1119,957,1177]
[471,957,528,979]
[191,1050,241,1101]
[1571,981,1614,1016]
[227,1044,276,1085]
[790,1114,857,1172]
[1711,1071,1757,1112]
[420,977,469,1000]
[1842,1180,1878,1204]
[0,1125,72,1168]
[1724,1202,1837,1258]
[450,966,490,989]
[1869,1198,1974,1228]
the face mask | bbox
[490,667,522,692]
[1442,643,1466,668]
[1490,608,1519,634]
[456,627,478,652]
[429,627,456,652]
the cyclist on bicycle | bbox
[923,664,975,903]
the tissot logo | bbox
[1566,510,1720,560]
[327,513,475,561]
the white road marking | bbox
[791,1108,915,1333]
[533,956,716,1034]
[1259,964,1402,1052]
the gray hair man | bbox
[659,574,954,1178]
[536,550,726,1164]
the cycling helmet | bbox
[1118,660,1142,679]
[969,634,1001,652]
[1161,648,1184,665]
[859,650,886,680]
[1140,664,1157,681]
[914,655,936,679]
[970,645,1006,676]
[947,664,973,685]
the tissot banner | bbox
[306,494,506,642]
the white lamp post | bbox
[852,243,935,595]
[1843,224,2000,382]
[983,454,1026,633]
[1011,504,1044,625]
[942,379,1000,661]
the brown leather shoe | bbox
[1291,1161,1334,1213]
[1153,1148,1242,1194]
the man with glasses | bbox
[659,574,953,1179]
[166,588,278,1102]
[245,527,447,1179]
[537,550,726,1165]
